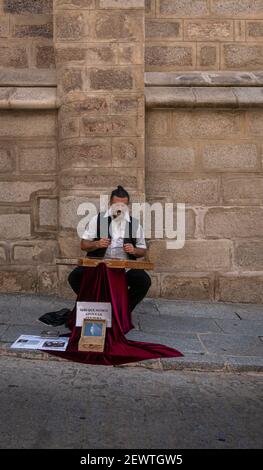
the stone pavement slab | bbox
[0,294,263,372]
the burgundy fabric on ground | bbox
[48,263,183,365]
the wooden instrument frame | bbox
[78,257,154,270]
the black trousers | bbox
[68,266,151,312]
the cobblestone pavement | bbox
[0,356,262,449]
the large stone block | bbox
[58,235,83,257]
[57,265,76,299]
[61,95,110,115]
[0,181,55,203]
[246,110,263,135]
[247,21,263,40]
[60,170,138,191]
[0,111,56,137]
[4,0,52,14]
[217,275,263,303]
[36,45,55,68]
[112,137,144,168]
[184,20,233,41]
[0,214,31,239]
[80,115,139,136]
[160,273,213,300]
[89,68,133,90]
[146,19,182,40]
[12,15,53,38]
[222,176,263,205]
[60,138,111,168]
[211,0,263,18]
[0,147,15,173]
[0,46,28,68]
[146,175,219,204]
[110,95,143,115]
[61,68,83,93]
[98,0,144,7]
[146,110,169,137]
[12,240,58,264]
[148,240,232,271]
[55,0,95,8]
[197,44,218,67]
[171,109,241,138]
[0,16,9,37]
[59,195,97,230]
[118,43,144,65]
[55,12,85,40]
[234,241,263,270]
[37,265,58,295]
[146,44,194,68]
[159,0,209,17]
[19,145,57,173]
[94,11,143,42]
[222,44,263,69]
[147,144,195,172]
[204,207,263,238]
[39,198,58,228]
[202,143,259,171]
[0,268,37,294]
[0,245,7,264]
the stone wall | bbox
[146,0,263,71]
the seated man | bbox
[68,185,151,312]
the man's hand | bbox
[123,243,136,255]
[96,238,111,248]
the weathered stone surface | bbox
[59,196,98,230]
[0,147,15,172]
[202,143,259,171]
[80,115,138,136]
[0,246,7,264]
[0,46,28,68]
[146,45,194,67]
[94,11,143,41]
[111,95,142,114]
[37,265,58,295]
[12,241,58,264]
[0,181,55,203]
[0,268,37,293]
[55,12,85,40]
[36,46,55,68]
[55,0,95,8]
[4,0,52,14]
[61,68,83,93]
[147,144,195,172]
[204,208,263,238]
[13,16,53,38]
[55,46,86,64]
[184,20,233,41]
[146,110,169,137]
[57,265,76,299]
[197,44,218,67]
[159,0,209,17]
[217,275,263,303]
[246,110,263,134]
[194,86,235,106]
[0,214,31,239]
[223,44,263,69]
[99,0,144,7]
[62,95,110,114]
[211,0,263,18]
[234,241,263,270]
[39,199,58,228]
[146,175,219,204]
[20,146,57,173]
[118,43,143,65]
[149,240,232,271]
[222,176,263,204]
[0,16,9,37]
[112,137,144,167]
[171,109,241,137]
[90,68,133,90]
[59,117,80,139]
[160,274,213,300]
[0,111,56,137]
[60,139,111,168]
[60,171,138,190]
[146,19,182,40]
[58,235,83,257]
[247,21,263,40]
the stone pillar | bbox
[53,0,145,296]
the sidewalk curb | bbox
[1,344,262,373]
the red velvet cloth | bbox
[48,263,183,365]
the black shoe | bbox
[38,308,72,327]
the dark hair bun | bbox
[117,185,124,191]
